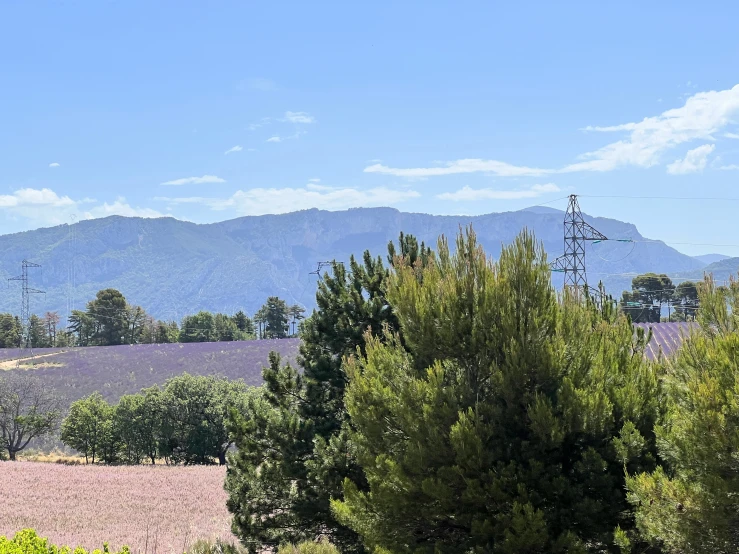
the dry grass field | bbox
[0,462,235,553]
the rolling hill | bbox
[0,207,704,321]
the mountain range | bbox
[0,207,711,322]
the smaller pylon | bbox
[8,260,45,352]
[550,194,607,292]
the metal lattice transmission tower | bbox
[8,260,45,350]
[550,194,607,292]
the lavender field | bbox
[0,339,299,403]
[0,462,233,553]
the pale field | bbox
[0,462,236,553]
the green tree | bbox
[114,392,161,464]
[233,310,255,336]
[622,273,675,323]
[88,288,128,346]
[0,314,21,348]
[627,275,739,553]
[159,374,250,465]
[43,311,60,347]
[28,314,47,348]
[61,392,116,464]
[672,280,699,321]
[214,313,240,341]
[288,305,306,336]
[0,373,63,460]
[179,311,216,343]
[226,233,432,553]
[68,309,95,346]
[331,228,660,553]
[155,320,179,343]
[261,297,289,339]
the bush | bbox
[277,539,340,554]
[187,539,244,554]
[0,529,130,554]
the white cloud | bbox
[437,183,560,201]
[0,188,75,208]
[725,132,739,139]
[266,136,282,143]
[224,145,242,155]
[0,188,164,231]
[309,178,321,183]
[666,144,715,175]
[306,183,335,192]
[282,111,315,124]
[158,186,420,215]
[367,84,739,178]
[719,164,739,170]
[365,159,550,178]
[160,175,226,186]
[49,162,60,168]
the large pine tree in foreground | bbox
[225,234,431,553]
[332,228,661,553]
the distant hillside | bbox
[676,256,739,283]
[0,207,703,320]
[692,253,732,265]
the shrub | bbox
[0,529,130,554]
[277,539,340,554]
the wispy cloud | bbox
[725,132,739,139]
[224,145,242,155]
[161,175,226,186]
[281,111,315,124]
[49,162,60,168]
[248,117,271,131]
[719,164,739,170]
[309,178,321,183]
[666,144,715,175]
[367,84,739,178]
[365,159,549,178]
[266,136,282,143]
[437,183,560,201]
[85,197,164,219]
[157,186,419,215]
[0,188,75,208]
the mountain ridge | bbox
[0,207,703,320]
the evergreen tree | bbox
[331,228,660,553]
[233,310,255,335]
[261,297,290,339]
[226,233,432,553]
[628,276,739,553]
[179,311,216,342]
[28,314,47,348]
[88,289,128,346]
[288,305,306,336]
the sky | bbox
[1,1,739,256]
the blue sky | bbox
[2,1,739,255]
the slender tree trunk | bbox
[218,451,227,466]
[8,449,16,461]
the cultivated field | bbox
[0,339,300,403]
[0,462,234,553]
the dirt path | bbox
[0,351,67,370]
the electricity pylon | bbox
[8,260,45,351]
[550,194,607,292]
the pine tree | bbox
[627,275,739,553]
[331,228,660,553]
[226,233,432,553]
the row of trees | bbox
[223,230,739,554]
[60,374,252,465]
[620,273,699,323]
[0,289,307,348]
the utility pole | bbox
[550,194,608,294]
[8,260,45,353]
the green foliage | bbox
[0,313,21,348]
[332,228,660,553]
[276,539,340,554]
[621,273,675,323]
[0,373,63,460]
[627,275,739,553]
[60,375,252,465]
[226,232,431,553]
[0,529,130,554]
[262,297,289,339]
[61,392,116,464]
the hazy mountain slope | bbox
[692,253,731,265]
[676,256,739,283]
[0,207,702,320]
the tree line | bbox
[60,374,251,466]
[222,229,739,554]
[0,289,306,348]
[620,272,699,323]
